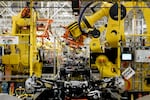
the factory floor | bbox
[137,95,150,100]
[0,93,21,100]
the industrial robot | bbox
[63,1,150,79]
[23,1,150,99]
[62,2,150,99]
[1,1,42,79]
[63,1,127,78]
[24,1,129,100]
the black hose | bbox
[78,1,94,34]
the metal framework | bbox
[0,0,148,38]
[0,1,76,38]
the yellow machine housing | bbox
[66,1,150,93]
[67,2,125,77]
[2,5,42,77]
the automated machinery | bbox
[61,1,150,99]
[0,1,54,79]
[0,1,57,98]
[65,1,127,78]
[25,58,126,100]
[28,50,131,100]
[1,0,150,100]
[63,1,126,78]
[24,1,150,100]
[1,1,42,79]
[24,1,127,100]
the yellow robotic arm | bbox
[65,1,127,78]
[67,1,126,51]
[67,2,111,38]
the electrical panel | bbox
[135,50,150,62]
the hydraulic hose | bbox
[78,1,94,34]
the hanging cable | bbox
[78,1,93,34]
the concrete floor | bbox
[0,93,21,100]
[137,95,150,100]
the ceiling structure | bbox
[0,1,76,37]
[0,1,148,39]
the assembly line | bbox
[0,0,150,100]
